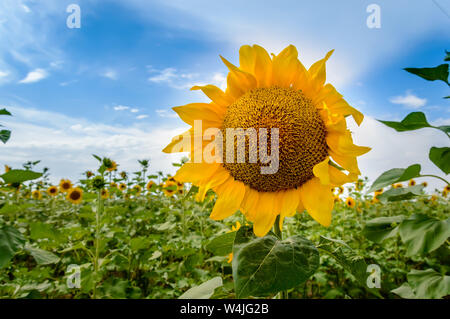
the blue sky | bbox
[0,0,449,188]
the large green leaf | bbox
[178,276,223,299]
[377,185,424,202]
[429,147,450,175]
[205,231,236,256]
[407,269,450,299]
[0,169,43,184]
[24,245,60,265]
[0,226,26,268]
[379,112,432,132]
[368,164,421,192]
[232,229,319,298]
[391,282,418,299]
[362,215,405,243]
[0,130,11,143]
[404,64,449,84]
[399,214,450,256]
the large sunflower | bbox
[163,44,370,237]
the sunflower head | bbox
[146,180,155,190]
[120,171,127,179]
[101,188,109,199]
[163,44,370,236]
[345,197,355,208]
[31,190,42,200]
[133,185,142,195]
[110,182,117,188]
[103,158,117,172]
[392,183,403,189]
[444,185,450,192]
[47,186,58,196]
[422,181,428,187]
[4,165,11,173]
[67,187,83,204]
[59,179,73,193]
[334,195,341,203]
[408,179,416,187]
[118,183,127,191]
[85,170,94,178]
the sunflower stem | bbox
[273,215,288,299]
[93,188,104,299]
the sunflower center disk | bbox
[221,86,328,192]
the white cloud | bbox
[113,105,130,111]
[0,104,186,183]
[156,109,178,118]
[148,67,226,90]
[101,69,118,80]
[19,68,48,84]
[0,70,9,78]
[136,114,148,119]
[389,92,427,109]
[130,108,139,113]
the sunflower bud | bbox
[92,176,105,190]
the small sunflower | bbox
[443,189,448,198]
[101,188,109,199]
[163,44,370,236]
[4,165,11,173]
[444,185,450,192]
[336,186,344,194]
[110,182,117,188]
[227,252,234,264]
[133,185,142,195]
[118,183,127,191]
[85,170,94,178]
[392,183,403,189]
[47,186,58,197]
[120,171,127,179]
[334,195,341,203]
[422,181,428,187]
[431,195,438,202]
[59,179,73,193]
[162,182,177,197]
[146,180,155,191]
[67,187,83,204]
[408,179,416,187]
[345,197,355,208]
[31,190,42,200]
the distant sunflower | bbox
[163,182,177,197]
[334,195,341,203]
[110,182,117,188]
[163,44,370,236]
[47,186,58,197]
[67,187,83,204]
[118,183,127,191]
[4,165,11,173]
[445,185,450,192]
[392,183,403,189]
[146,180,155,191]
[422,182,428,187]
[101,188,109,199]
[345,197,355,208]
[59,179,73,193]
[133,185,142,195]
[31,190,42,200]
[408,179,416,187]
[335,186,344,195]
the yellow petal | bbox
[313,156,331,185]
[191,84,233,107]
[172,103,224,126]
[308,50,334,91]
[272,45,299,87]
[279,188,301,229]
[210,178,246,220]
[174,162,221,184]
[300,177,334,227]
[328,99,364,126]
[162,129,192,153]
[329,165,358,186]
[220,55,257,100]
[329,150,361,175]
[252,192,278,237]
[327,130,371,157]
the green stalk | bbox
[273,215,288,299]
[93,189,104,299]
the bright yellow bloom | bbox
[408,179,416,187]
[228,221,241,233]
[118,183,127,191]
[110,182,117,188]
[31,190,42,200]
[47,186,58,197]
[445,185,450,192]
[59,179,73,193]
[336,186,344,194]
[133,185,142,195]
[334,195,341,203]
[345,197,356,208]
[67,187,83,204]
[4,165,11,173]
[101,188,109,199]
[392,183,403,189]
[163,44,370,237]
[146,180,155,190]
[227,252,233,264]
[106,160,118,172]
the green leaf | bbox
[391,282,418,299]
[0,226,26,268]
[232,231,319,298]
[24,245,60,265]
[368,164,421,192]
[407,269,450,299]
[0,169,43,184]
[429,147,450,175]
[130,237,150,251]
[399,214,450,256]
[92,154,102,162]
[445,50,450,62]
[377,185,424,202]
[317,236,367,285]
[30,222,61,242]
[362,215,405,243]
[178,276,223,299]
[205,231,237,256]
[437,125,450,133]
[404,64,449,84]
[0,130,11,143]
[379,112,432,132]
[0,108,11,116]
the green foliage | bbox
[178,277,223,299]
[0,108,12,144]
[206,231,236,256]
[0,226,25,268]
[362,216,404,243]
[232,227,319,298]
[368,164,421,192]
[377,185,424,202]
[0,169,43,184]
[429,147,450,174]
[404,64,449,85]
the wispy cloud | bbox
[389,91,427,109]
[113,105,130,111]
[19,68,48,84]
[156,109,178,118]
[101,69,118,80]
[136,114,148,119]
[0,70,9,78]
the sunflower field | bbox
[0,45,449,300]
